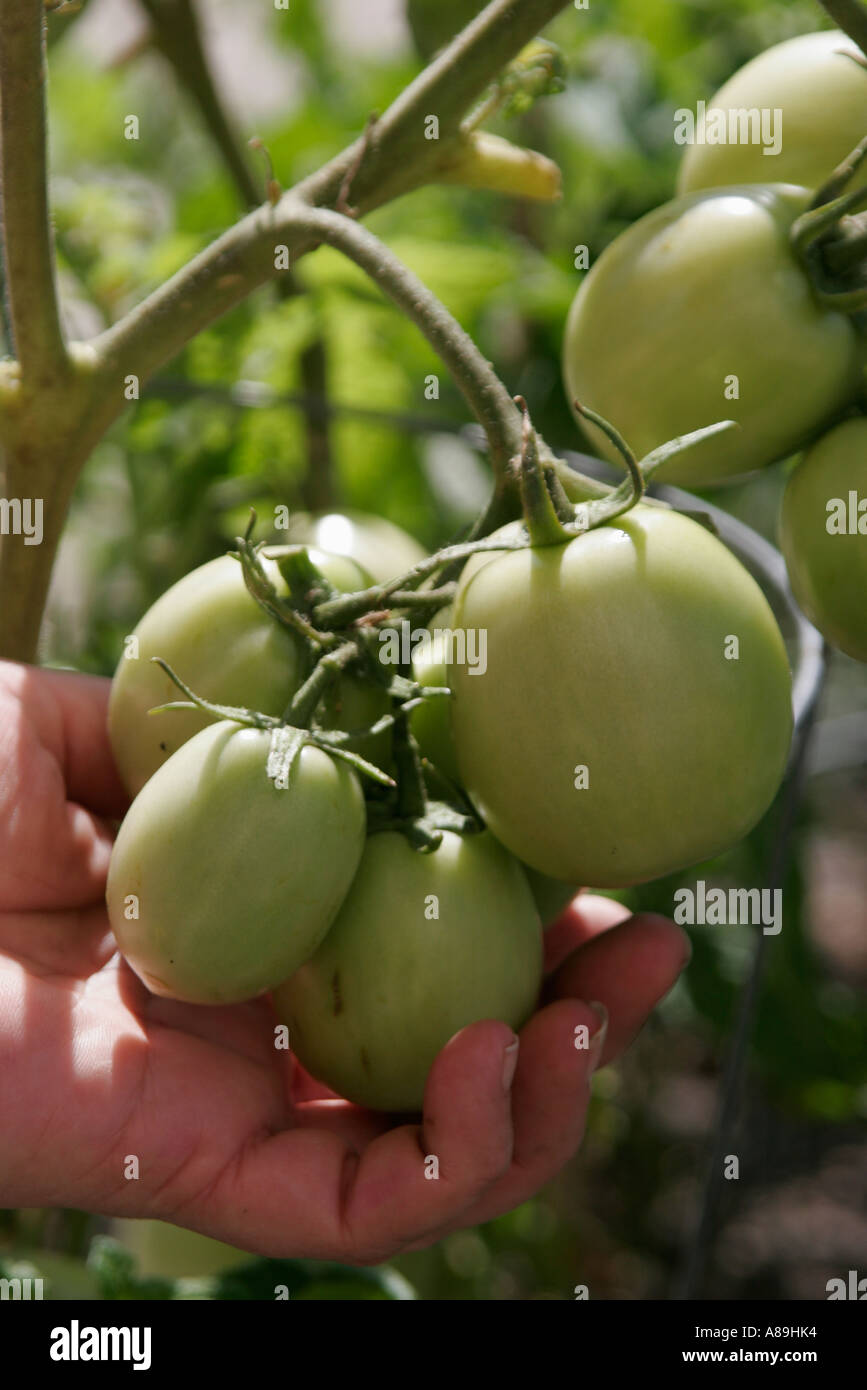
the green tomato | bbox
[449,507,793,887]
[678,31,867,197]
[109,548,385,797]
[282,510,427,586]
[106,721,366,1004]
[563,185,860,486]
[408,615,578,914]
[523,868,578,924]
[407,607,462,784]
[272,829,542,1112]
[780,417,867,661]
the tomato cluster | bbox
[107,513,547,1111]
[104,28,865,1116]
[564,28,867,664]
[106,494,794,1109]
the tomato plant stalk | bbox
[0,0,575,663]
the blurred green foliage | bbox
[8,0,861,1300]
[0,1239,414,1300]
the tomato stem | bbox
[817,0,867,66]
[379,585,458,608]
[391,713,427,821]
[810,280,867,312]
[822,218,867,273]
[277,200,525,490]
[311,535,526,629]
[147,657,277,731]
[575,403,645,503]
[307,737,395,788]
[271,545,340,609]
[286,642,359,728]
[232,530,333,649]
[515,396,573,545]
[791,183,867,258]
[810,132,867,210]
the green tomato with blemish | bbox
[272,829,543,1112]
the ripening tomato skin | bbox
[106,721,366,1005]
[563,185,860,486]
[449,507,793,887]
[108,548,385,797]
[780,418,867,662]
[272,830,543,1112]
[678,31,867,196]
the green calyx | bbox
[270,544,342,610]
[518,398,738,546]
[232,519,330,649]
[791,137,867,311]
[147,655,394,790]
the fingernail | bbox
[502,1036,520,1092]
[588,1001,608,1071]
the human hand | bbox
[0,660,689,1264]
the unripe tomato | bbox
[678,31,867,196]
[408,611,579,916]
[408,608,462,784]
[522,868,578,924]
[109,548,384,797]
[281,510,426,585]
[563,185,860,485]
[272,829,542,1112]
[449,507,793,887]
[780,417,867,661]
[106,721,366,1004]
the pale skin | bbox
[0,661,689,1264]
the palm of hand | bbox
[0,662,688,1263]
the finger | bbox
[0,662,128,817]
[0,785,117,913]
[196,1020,518,1262]
[547,912,690,1066]
[544,894,631,974]
[291,1097,392,1150]
[0,904,114,977]
[141,995,279,1069]
[405,998,603,1243]
[339,1019,518,1262]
